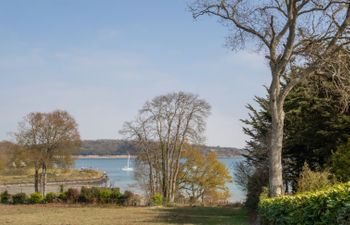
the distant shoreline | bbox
[74,155,136,159]
[74,154,242,159]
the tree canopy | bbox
[121,92,211,204]
[15,110,81,195]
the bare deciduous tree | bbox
[15,110,81,195]
[190,0,350,196]
[121,92,211,204]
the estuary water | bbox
[75,157,246,202]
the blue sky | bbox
[0,0,270,148]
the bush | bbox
[78,187,122,204]
[29,192,43,204]
[67,188,80,203]
[12,193,27,204]
[45,192,57,203]
[110,188,122,204]
[259,182,350,225]
[120,191,141,206]
[1,191,11,204]
[58,191,68,202]
[79,186,99,203]
[337,203,350,225]
[297,162,333,192]
[98,188,113,204]
[150,193,163,206]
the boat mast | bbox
[127,154,130,168]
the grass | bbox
[0,168,103,184]
[0,205,249,225]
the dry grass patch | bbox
[0,204,249,225]
[0,168,103,185]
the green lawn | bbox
[0,205,249,225]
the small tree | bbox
[15,110,81,195]
[297,162,332,193]
[178,147,232,205]
[332,140,350,182]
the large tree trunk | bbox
[269,91,285,197]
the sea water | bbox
[75,157,246,202]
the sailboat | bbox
[122,154,134,172]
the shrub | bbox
[58,191,67,202]
[45,192,57,203]
[12,193,27,204]
[337,203,350,225]
[1,191,11,204]
[29,192,43,204]
[150,193,163,206]
[67,188,80,203]
[110,188,122,204]
[98,188,113,204]
[120,191,141,206]
[79,186,99,203]
[297,162,333,192]
[78,187,122,204]
[259,182,350,225]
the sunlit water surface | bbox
[75,157,246,202]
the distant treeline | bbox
[77,139,242,157]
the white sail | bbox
[122,154,134,171]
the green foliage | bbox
[337,203,350,225]
[332,140,350,182]
[283,77,350,179]
[0,191,11,204]
[58,191,68,202]
[5,187,132,205]
[98,188,113,203]
[12,193,27,204]
[240,76,350,211]
[45,192,57,203]
[239,97,270,211]
[29,192,43,204]
[244,169,269,211]
[259,182,350,225]
[79,186,100,203]
[297,162,333,192]
[110,188,122,203]
[67,188,80,203]
[79,187,122,204]
[150,193,163,206]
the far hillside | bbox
[77,139,242,158]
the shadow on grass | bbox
[149,206,250,225]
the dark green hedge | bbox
[259,182,350,225]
